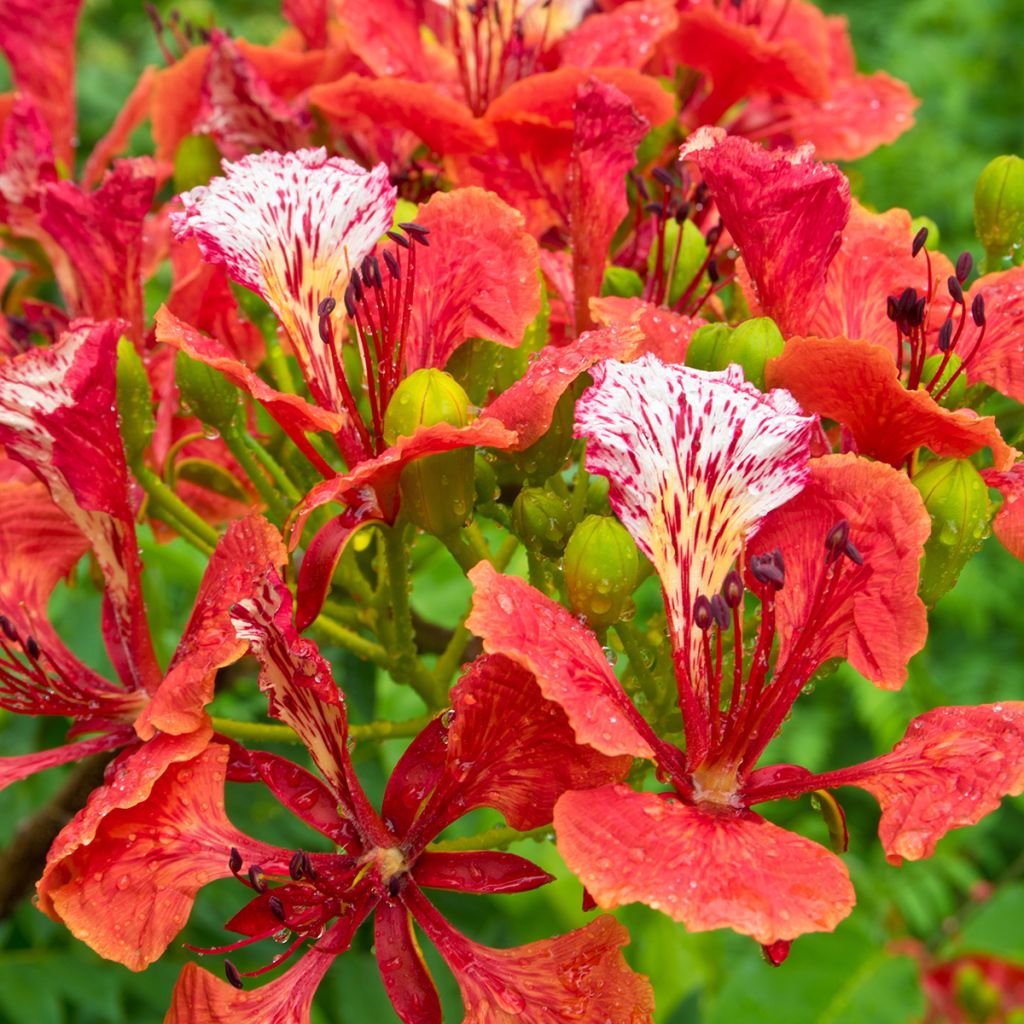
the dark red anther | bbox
[399,222,430,246]
[824,519,850,563]
[632,172,650,201]
[886,295,898,322]
[382,250,400,280]
[709,594,729,630]
[301,851,317,881]
[693,182,709,206]
[705,223,723,248]
[913,295,927,327]
[937,318,954,352]
[343,285,357,319]
[0,615,16,642]
[643,201,665,218]
[750,553,784,589]
[694,595,713,631]
[248,865,267,893]
[386,230,410,249]
[317,296,336,318]
[652,166,676,189]
[224,960,244,990]
[956,251,973,283]
[707,261,720,284]
[972,292,986,327]
[289,850,305,881]
[947,275,964,304]
[675,201,690,224]
[911,226,929,257]
[268,895,286,922]
[228,847,243,875]
[723,570,743,608]
[25,635,40,660]
[844,538,864,565]
[388,874,407,898]
[349,270,363,303]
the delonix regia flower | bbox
[89,570,652,1023]
[467,354,1024,955]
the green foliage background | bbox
[1,1,1023,1021]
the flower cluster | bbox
[0,0,1023,1020]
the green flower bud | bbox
[914,458,992,607]
[646,219,708,308]
[175,350,241,433]
[686,317,784,391]
[383,369,475,536]
[909,215,940,251]
[511,487,572,558]
[474,452,499,505]
[974,155,1024,269]
[920,353,966,410]
[173,134,223,194]
[601,265,644,299]
[564,515,639,628]
[497,385,577,485]
[116,338,155,466]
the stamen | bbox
[228,848,243,875]
[248,865,267,893]
[955,251,973,283]
[225,959,244,990]
[911,226,929,256]
[824,519,849,563]
[694,595,713,631]
[722,570,743,608]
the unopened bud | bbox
[511,487,572,559]
[175,350,241,432]
[974,155,1024,269]
[913,457,992,607]
[382,369,475,537]
[921,353,966,410]
[563,515,639,628]
[116,338,155,467]
[686,317,785,391]
[173,133,222,193]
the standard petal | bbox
[38,739,289,970]
[555,784,854,944]
[679,127,850,336]
[466,564,655,759]
[816,704,1024,864]
[375,900,442,1024]
[750,454,930,689]
[766,336,1018,470]
[171,148,396,416]
[414,852,553,895]
[575,354,812,669]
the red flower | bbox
[467,354,1024,948]
[55,566,653,1020]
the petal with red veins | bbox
[37,739,292,970]
[40,158,158,338]
[171,148,396,416]
[166,925,346,1024]
[405,187,540,372]
[766,335,1019,470]
[575,354,812,674]
[406,884,655,1024]
[0,0,82,165]
[811,202,952,354]
[376,900,442,1024]
[964,267,1024,403]
[0,94,57,219]
[283,0,328,49]
[414,851,553,895]
[414,654,632,840]
[669,5,828,125]
[555,784,854,944]
[569,80,649,334]
[382,717,450,840]
[558,0,678,70]
[0,730,129,793]
[197,33,312,160]
[589,296,705,364]
[137,514,287,739]
[983,464,1024,562]
[750,454,930,689]
[466,564,654,760]
[0,319,159,692]
[819,704,1024,865]
[680,127,850,337]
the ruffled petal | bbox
[555,784,854,944]
[557,0,678,70]
[0,0,83,165]
[750,454,930,689]
[137,514,287,739]
[40,158,158,338]
[405,187,540,371]
[466,564,655,759]
[679,127,850,336]
[410,654,632,841]
[0,94,57,219]
[588,296,705,364]
[283,0,328,49]
[983,464,1024,562]
[37,737,292,970]
[766,335,1019,470]
[171,149,396,416]
[569,79,649,333]
[0,319,159,691]
[575,354,812,670]
[818,703,1024,864]
[964,267,1024,403]
[406,883,655,1023]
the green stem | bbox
[439,522,492,574]
[570,463,589,523]
[222,424,289,521]
[428,824,553,853]
[493,532,520,571]
[211,712,436,746]
[309,612,391,666]
[239,431,302,502]
[136,464,219,552]
[264,340,296,394]
[614,621,662,706]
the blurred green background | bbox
[1,1,1024,1021]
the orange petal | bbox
[555,784,854,944]
[983,464,1024,562]
[767,335,1019,470]
[965,267,1024,402]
